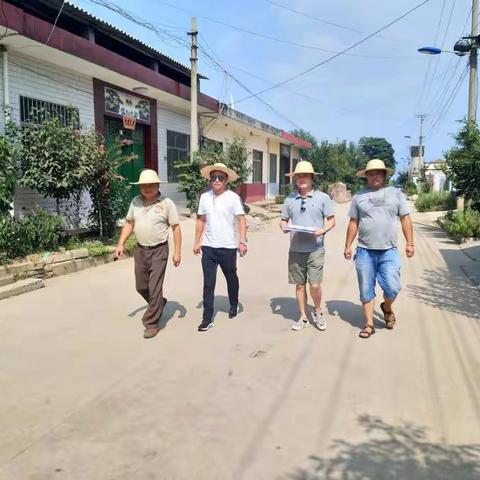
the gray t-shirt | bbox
[348,186,411,250]
[281,190,335,253]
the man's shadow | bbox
[128,300,187,331]
[270,297,303,322]
[326,300,385,330]
[195,295,244,321]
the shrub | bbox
[415,192,456,212]
[405,182,418,196]
[0,135,17,214]
[442,209,480,242]
[0,210,65,260]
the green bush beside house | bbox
[415,192,456,212]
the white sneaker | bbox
[312,310,326,331]
[292,318,309,331]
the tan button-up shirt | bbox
[126,195,179,247]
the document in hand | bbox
[284,225,317,234]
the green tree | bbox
[359,137,396,170]
[88,140,131,238]
[177,135,251,212]
[17,115,96,213]
[290,129,318,160]
[445,120,480,205]
[0,133,17,215]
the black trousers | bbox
[201,246,239,322]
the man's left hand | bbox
[406,245,415,258]
[314,228,325,237]
[173,253,181,267]
[238,243,248,256]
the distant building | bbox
[424,160,452,192]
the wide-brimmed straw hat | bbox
[356,159,394,178]
[200,162,239,182]
[286,160,321,176]
[130,169,164,185]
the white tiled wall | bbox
[2,53,95,220]
[157,105,190,182]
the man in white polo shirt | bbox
[193,162,247,332]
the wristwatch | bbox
[239,240,248,246]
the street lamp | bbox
[418,33,478,122]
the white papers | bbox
[284,224,317,234]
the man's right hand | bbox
[115,245,125,259]
[193,243,202,256]
[344,246,353,260]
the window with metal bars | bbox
[20,96,80,128]
[252,150,263,183]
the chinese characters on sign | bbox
[105,87,151,122]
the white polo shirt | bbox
[197,190,245,249]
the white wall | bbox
[3,53,95,220]
[157,104,190,182]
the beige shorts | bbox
[288,248,325,285]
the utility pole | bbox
[468,0,478,122]
[188,17,198,161]
[417,113,427,173]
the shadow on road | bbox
[195,296,244,321]
[128,301,187,330]
[285,415,480,480]
[326,300,385,330]
[270,297,300,322]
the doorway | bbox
[105,118,145,199]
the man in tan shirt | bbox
[116,169,182,339]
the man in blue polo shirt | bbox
[280,161,335,331]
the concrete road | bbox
[1,203,479,480]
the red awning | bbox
[280,131,312,149]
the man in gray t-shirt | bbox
[344,160,415,339]
[280,161,335,332]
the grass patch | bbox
[442,209,480,242]
[415,192,456,212]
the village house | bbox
[0,0,311,218]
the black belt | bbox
[137,241,168,250]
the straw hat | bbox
[286,160,321,176]
[200,162,239,182]
[356,159,394,178]
[130,169,163,185]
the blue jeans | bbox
[355,247,401,303]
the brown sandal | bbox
[359,325,375,338]
[380,302,396,329]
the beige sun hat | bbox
[286,160,321,176]
[356,159,394,178]
[130,169,164,185]
[200,162,239,182]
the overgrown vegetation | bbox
[0,132,17,215]
[0,210,65,260]
[88,142,131,238]
[442,209,480,242]
[445,120,480,205]
[415,191,456,212]
[177,135,250,212]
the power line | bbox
[265,0,365,35]
[416,0,447,109]
[235,0,432,104]
[265,0,402,42]
[426,64,468,137]
[423,5,472,123]
[121,0,418,60]
[46,0,66,45]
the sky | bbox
[72,0,475,172]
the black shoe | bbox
[198,319,214,332]
[229,305,240,318]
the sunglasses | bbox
[210,174,226,182]
[300,198,307,212]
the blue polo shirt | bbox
[281,190,335,253]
